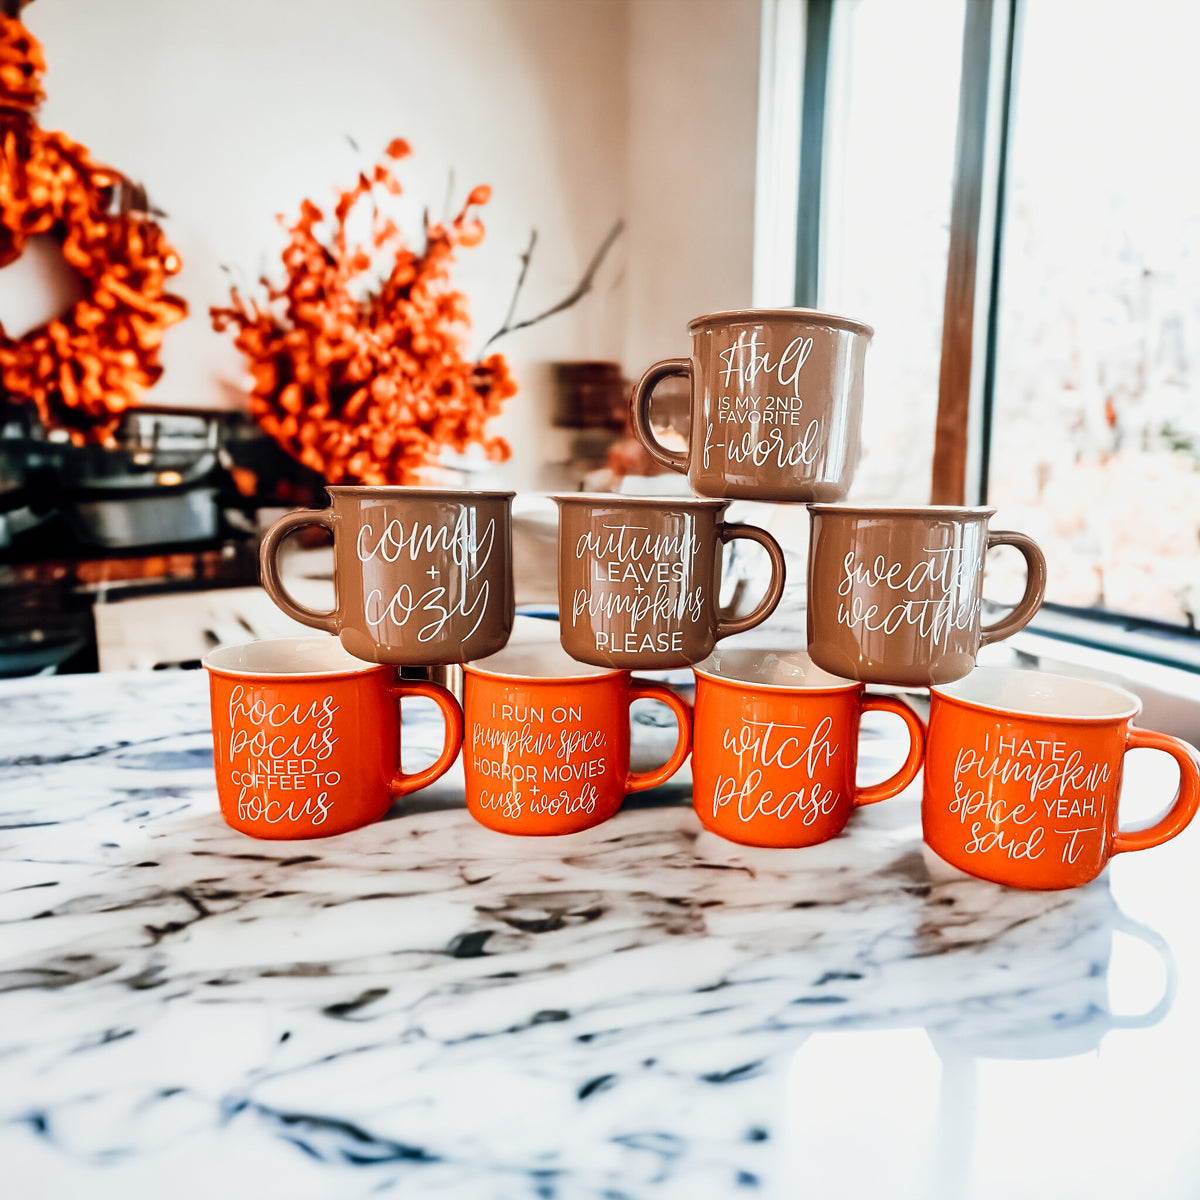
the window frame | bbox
[784,0,1200,668]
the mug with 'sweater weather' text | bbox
[806,504,1047,687]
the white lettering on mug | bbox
[364,579,491,644]
[947,733,1110,862]
[226,687,341,825]
[470,708,610,822]
[705,332,822,472]
[834,547,980,650]
[356,512,497,643]
[711,717,843,824]
[573,522,705,651]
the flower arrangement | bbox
[211,140,519,486]
[212,139,623,486]
[0,6,187,445]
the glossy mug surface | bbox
[923,667,1200,889]
[260,486,515,666]
[806,504,1047,687]
[204,636,463,839]
[555,493,786,670]
[630,308,873,502]
[462,642,692,835]
[692,648,925,847]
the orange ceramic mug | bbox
[924,667,1200,889]
[462,642,693,835]
[692,648,925,847]
[204,636,463,839]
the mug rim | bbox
[202,636,392,681]
[325,485,516,499]
[808,503,997,519]
[687,307,874,339]
[693,648,860,693]
[463,660,625,683]
[930,666,1142,723]
[551,492,729,509]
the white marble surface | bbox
[2,668,1200,1198]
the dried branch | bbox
[498,228,537,336]
[481,218,624,352]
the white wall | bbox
[623,0,761,376]
[5,0,761,488]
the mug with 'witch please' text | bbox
[923,667,1200,889]
[806,504,1047,687]
[692,648,925,847]
[630,308,873,502]
[462,642,692,836]
[555,493,786,670]
[204,637,463,839]
[260,486,515,666]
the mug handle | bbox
[1104,912,1178,1030]
[854,695,926,806]
[1111,727,1200,854]
[715,524,787,639]
[387,680,465,798]
[259,508,340,634]
[979,531,1048,646]
[630,358,692,472]
[626,682,693,793]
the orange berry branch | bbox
[211,140,520,486]
[212,138,624,486]
[0,9,188,445]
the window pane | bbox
[820,0,965,504]
[988,0,1200,626]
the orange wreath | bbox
[0,11,187,445]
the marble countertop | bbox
[3,667,1200,1199]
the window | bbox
[987,0,1200,629]
[789,0,1200,646]
[819,0,966,506]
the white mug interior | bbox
[694,647,856,690]
[467,640,620,681]
[202,636,385,678]
[933,667,1141,721]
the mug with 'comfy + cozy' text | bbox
[260,486,515,666]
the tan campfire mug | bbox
[554,493,786,670]
[260,486,515,666]
[630,308,873,502]
[806,504,1047,687]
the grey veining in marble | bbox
[1,668,1196,1199]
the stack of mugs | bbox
[204,309,1199,891]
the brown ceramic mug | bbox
[806,505,1047,687]
[554,493,786,670]
[260,486,515,666]
[630,308,873,502]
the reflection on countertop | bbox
[1,667,1197,1198]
